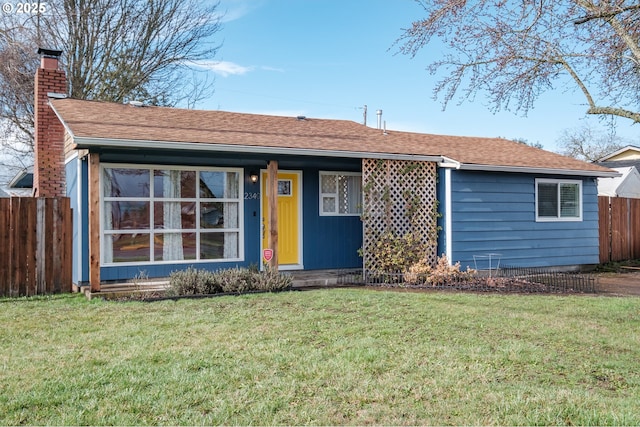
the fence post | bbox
[598,196,612,263]
[0,199,9,296]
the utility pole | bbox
[362,104,367,126]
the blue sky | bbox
[195,0,639,152]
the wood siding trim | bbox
[88,153,101,291]
[267,160,279,270]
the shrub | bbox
[404,255,476,286]
[218,267,254,293]
[403,258,432,285]
[427,255,475,285]
[167,267,220,296]
[369,232,427,273]
[167,267,292,296]
[254,268,293,291]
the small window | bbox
[535,179,582,221]
[319,171,362,216]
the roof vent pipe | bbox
[376,109,382,129]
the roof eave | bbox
[458,163,622,178]
[72,136,445,163]
[596,145,640,162]
[49,100,76,142]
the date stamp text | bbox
[2,2,48,14]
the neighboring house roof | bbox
[597,145,640,162]
[51,98,617,177]
[0,167,34,197]
[597,166,640,198]
[597,159,640,170]
[8,166,33,189]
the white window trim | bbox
[535,178,583,222]
[100,163,244,266]
[319,171,362,216]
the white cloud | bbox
[191,60,254,77]
[215,0,265,23]
[190,60,285,77]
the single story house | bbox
[33,49,618,292]
[596,146,640,199]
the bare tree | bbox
[397,1,640,124]
[557,123,630,162]
[513,138,544,150]
[0,0,222,164]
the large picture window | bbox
[535,178,582,221]
[319,171,362,216]
[102,165,243,264]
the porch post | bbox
[267,160,278,270]
[88,153,101,292]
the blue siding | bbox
[92,151,362,281]
[450,170,599,269]
[66,157,90,285]
[302,168,362,269]
[65,158,79,284]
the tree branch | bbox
[574,3,640,25]
[587,106,640,123]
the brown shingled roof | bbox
[51,98,614,176]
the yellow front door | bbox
[261,171,301,267]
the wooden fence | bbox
[0,197,72,297]
[599,196,640,263]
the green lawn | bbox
[1,289,639,425]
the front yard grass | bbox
[1,289,639,425]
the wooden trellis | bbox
[361,159,438,271]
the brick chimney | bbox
[34,48,67,197]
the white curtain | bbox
[349,175,362,214]
[163,170,184,260]
[103,169,113,263]
[223,172,239,258]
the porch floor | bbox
[83,269,362,300]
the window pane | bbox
[560,183,579,217]
[323,196,336,213]
[154,233,196,261]
[223,232,239,259]
[278,179,292,196]
[200,171,224,198]
[104,168,149,197]
[154,202,196,229]
[200,233,224,259]
[338,175,362,214]
[223,203,239,228]
[108,233,150,262]
[201,202,224,228]
[154,170,196,198]
[225,172,240,198]
[200,202,239,228]
[104,201,150,230]
[200,171,239,199]
[538,183,558,217]
[321,174,336,193]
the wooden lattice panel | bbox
[362,159,438,271]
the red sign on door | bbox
[263,248,273,262]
